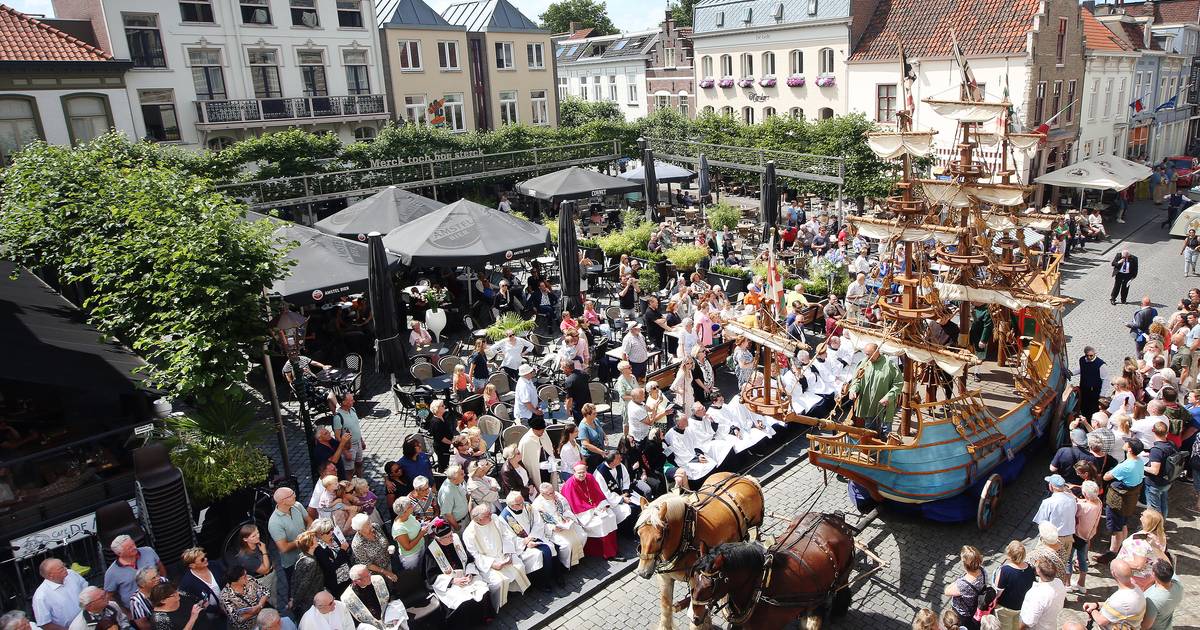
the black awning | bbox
[313,187,444,240]
[515,166,641,202]
[381,199,551,267]
[0,260,151,394]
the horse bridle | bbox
[638,502,697,574]
[691,552,775,626]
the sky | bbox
[9,0,664,32]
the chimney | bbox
[1081,0,1095,13]
[664,9,674,34]
[569,21,579,33]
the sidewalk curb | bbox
[1099,214,1159,257]
[520,430,812,630]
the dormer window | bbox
[716,11,724,26]
[773,2,783,19]
[742,7,753,23]
[807,0,818,15]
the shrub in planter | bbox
[486,312,536,341]
[706,203,742,231]
[545,218,558,242]
[718,77,735,88]
[638,268,662,293]
[709,264,750,279]
[699,78,716,89]
[162,388,272,506]
[786,75,806,87]
[665,244,708,271]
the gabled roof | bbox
[566,27,594,39]
[693,0,851,34]
[378,0,462,30]
[1118,0,1200,25]
[442,0,545,33]
[848,0,1040,61]
[1082,7,1133,52]
[1097,16,1163,51]
[0,4,112,62]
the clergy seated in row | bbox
[531,482,587,570]
[422,518,495,625]
[708,395,786,453]
[780,350,836,417]
[592,452,644,536]
[847,343,904,437]
[299,591,355,630]
[517,415,557,490]
[461,504,532,609]
[559,463,622,560]
[340,565,409,630]
[663,404,736,481]
[498,492,566,591]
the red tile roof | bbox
[849,0,1040,61]
[566,27,594,40]
[0,4,112,62]
[1099,17,1161,51]
[1120,0,1200,24]
[1082,7,1133,52]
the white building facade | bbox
[52,0,388,150]
[1076,16,1139,161]
[692,0,860,122]
[554,30,658,121]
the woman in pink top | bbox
[694,310,713,347]
[1071,480,1103,592]
[560,310,579,334]
[580,300,601,327]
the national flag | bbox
[767,231,785,318]
[997,71,1012,136]
[1155,95,1177,112]
[1032,99,1074,142]
[1130,97,1144,113]
[898,39,916,114]
[950,31,983,101]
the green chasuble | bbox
[849,355,904,428]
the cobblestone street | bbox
[263,201,1200,629]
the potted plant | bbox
[699,78,716,89]
[485,312,536,341]
[706,203,742,232]
[637,267,662,293]
[423,286,449,342]
[738,77,756,88]
[816,75,836,88]
[665,244,708,272]
[786,75,806,87]
[707,264,750,295]
[718,77,735,88]
[759,75,777,88]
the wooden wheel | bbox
[977,474,1003,530]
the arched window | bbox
[789,107,803,119]
[819,47,834,74]
[701,55,713,76]
[702,105,715,115]
[354,126,377,141]
[789,50,803,74]
[0,96,41,163]
[762,51,775,75]
[818,107,833,119]
[740,53,753,77]
[207,136,235,150]
[62,94,111,145]
[763,107,776,118]
[720,106,734,117]
[742,106,754,124]
[720,54,733,76]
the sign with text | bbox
[10,500,139,559]
[1189,56,1200,105]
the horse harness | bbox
[653,474,761,574]
[699,513,854,625]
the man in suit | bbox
[1110,249,1139,305]
[1127,296,1158,355]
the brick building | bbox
[645,11,695,118]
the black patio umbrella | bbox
[698,154,711,201]
[314,186,443,241]
[557,200,582,316]
[639,138,660,221]
[367,232,408,384]
[252,212,398,305]
[619,160,695,184]
[381,199,550,267]
[761,161,778,243]
[514,166,640,202]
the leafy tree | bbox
[670,0,696,27]
[0,133,292,397]
[220,128,343,180]
[539,0,617,35]
[558,96,623,128]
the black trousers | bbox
[1110,274,1133,303]
[1079,385,1101,419]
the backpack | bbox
[1160,446,1186,482]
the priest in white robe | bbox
[517,416,557,489]
[461,504,531,609]
[663,408,725,479]
[299,592,356,630]
[708,400,771,451]
[423,519,492,625]
[781,352,827,415]
[498,492,564,588]
[531,482,586,569]
[592,452,640,527]
[340,566,408,630]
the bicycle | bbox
[218,476,296,570]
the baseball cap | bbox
[1044,474,1067,489]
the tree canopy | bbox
[558,96,624,127]
[0,133,292,397]
[539,0,617,35]
[670,0,696,27]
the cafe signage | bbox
[11,500,139,560]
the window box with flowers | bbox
[738,77,755,88]
[786,75,805,88]
[815,75,836,88]
[699,77,716,89]
[758,75,777,88]
[718,77,735,88]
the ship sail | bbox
[841,323,979,376]
[867,131,938,159]
[931,282,1067,310]
[974,132,1044,152]
[983,212,1055,231]
[966,183,1030,207]
[919,179,973,207]
[850,216,964,245]
[923,98,1011,123]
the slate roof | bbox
[555,30,658,63]
[0,4,112,62]
[442,0,545,33]
[378,0,462,30]
[1082,7,1133,52]
[693,0,850,34]
[1119,0,1200,25]
[1098,17,1162,51]
[849,0,1041,61]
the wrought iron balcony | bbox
[195,94,388,129]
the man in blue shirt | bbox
[1097,439,1146,563]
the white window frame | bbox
[607,75,617,102]
[495,42,515,70]
[701,56,713,76]
[742,106,754,124]
[398,40,421,71]
[679,94,689,117]
[527,42,544,69]
[818,48,834,75]
[1103,78,1113,118]
[789,49,802,74]
[740,53,753,77]
[404,94,427,124]
[437,41,460,70]
[499,90,518,125]
[592,75,602,101]
[665,47,676,68]
[557,77,568,100]
[655,94,670,110]
[720,54,732,77]
[579,76,588,100]
[762,51,775,76]
[443,93,465,131]
[531,90,548,125]
[1088,78,1098,119]
[627,76,638,103]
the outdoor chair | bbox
[492,402,511,422]
[391,387,421,428]
[341,353,363,395]
[95,501,147,562]
[588,381,612,417]
[487,372,515,398]
[501,425,528,451]
[478,414,503,453]
[538,384,563,415]
[544,424,565,450]
[411,363,435,382]
[438,355,464,375]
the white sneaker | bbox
[1118,219,1127,223]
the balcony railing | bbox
[195,94,388,127]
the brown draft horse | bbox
[635,472,765,630]
[688,512,856,630]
